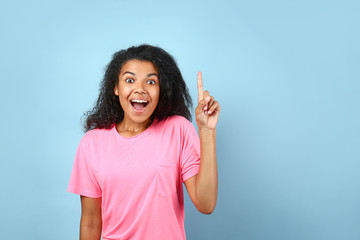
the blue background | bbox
[1,0,359,239]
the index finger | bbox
[197,71,203,102]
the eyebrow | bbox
[147,73,158,78]
[122,71,135,76]
[122,71,158,78]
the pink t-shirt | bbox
[67,115,200,240]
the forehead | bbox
[119,60,158,75]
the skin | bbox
[183,72,220,214]
[79,64,220,239]
[114,60,160,137]
[80,196,102,240]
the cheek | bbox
[118,85,131,98]
[118,97,128,110]
[152,88,160,104]
[117,87,131,106]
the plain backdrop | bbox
[1,0,359,239]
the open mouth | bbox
[130,99,149,112]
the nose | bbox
[133,81,146,94]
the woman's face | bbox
[114,60,160,125]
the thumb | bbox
[197,96,211,113]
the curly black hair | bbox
[83,44,193,132]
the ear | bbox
[114,85,119,96]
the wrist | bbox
[198,127,216,136]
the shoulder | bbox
[160,115,193,128]
[79,126,114,147]
[157,115,196,133]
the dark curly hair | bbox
[83,44,193,132]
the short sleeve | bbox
[67,138,102,198]
[181,121,200,182]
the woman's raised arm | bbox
[184,72,220,214]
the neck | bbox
[116,117,153,136]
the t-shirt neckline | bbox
[112,118,158,140]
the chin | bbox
[124,112,154,124]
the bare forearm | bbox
[195,127,218,213]
[80,217,102,240]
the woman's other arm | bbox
[80,196,102,240]
[184,72,220,214]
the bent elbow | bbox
[197,203,216,215]
[201,209,214,215]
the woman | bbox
[68,44,220,240]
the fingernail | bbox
[204,105,207,110]
[204,110,208,115]
[205,97,211,102]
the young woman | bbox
[68,45,220,240]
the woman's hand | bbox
[195,72,221,130]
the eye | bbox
[125,78,134,83]
[147,80,156,85]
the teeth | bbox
[131,100,148,103]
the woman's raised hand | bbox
[195,72,221,130]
